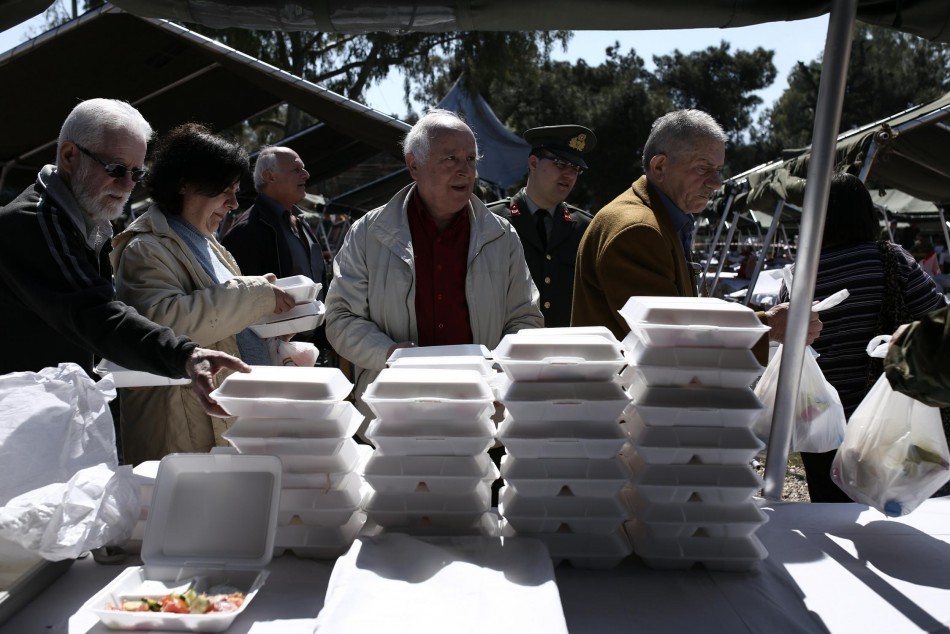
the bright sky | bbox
[1,12,831,117]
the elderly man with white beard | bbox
[0,98,248,417]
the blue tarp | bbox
[437,80,530,190]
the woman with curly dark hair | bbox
[110,123,295,465]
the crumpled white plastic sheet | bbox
[0,363,118,506]
[0,463,139,561]
[0,363,139,560]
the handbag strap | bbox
[866,240,911,390]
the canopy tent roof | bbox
[706,90,950,234]
[0,5,410,201]
[779,91,950,202]
[0,1,934,42]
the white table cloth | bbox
[3,498,949,634]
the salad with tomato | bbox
[107,588,245,614]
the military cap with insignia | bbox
[523,125,597,169]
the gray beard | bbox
[73,163,128,221]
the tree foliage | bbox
[652,42,777,145]
[763,23,950,151]
[481,42,775,208]
[187,26,570,133]
[36,4,950,205]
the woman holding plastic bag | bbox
[776,173,946,502]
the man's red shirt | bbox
[407,191,473,346]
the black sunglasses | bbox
[540,151,584,175]
[74,142,149,183]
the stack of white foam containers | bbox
[493,328,635,568]
[212,366,369,559]
[618,297,771,571]
[361,348,498,535]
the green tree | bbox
[763,24,950,151]
[652,42,777,146]
[188,27,569,134]
[482,44,672,209]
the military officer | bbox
[489,125,597,327]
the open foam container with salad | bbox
[81,453,281,632]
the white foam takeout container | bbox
[274,275,321,304]
[620,335,763,389]
[386,354,497,379]
[221,404,362,456]
[387,344,491,362]
[276,439,363,474]
[363,454,499,495]
[500,454,633,498]
[626,489,768,539]
[498,416,629,460]
[277,474,366,526]
[499,486,634,535]
[625,450,762,505]
[494,333,626,381]
[248,300,325,338]
[362,368,494,421]
[82,453,281,632]
[498,378,630,424]
[626,520,768,572]
[627,378,763,428]
[515,325,621,344]
[531,528,633,570]
[365,417,496,457]
[363,485,492,531]
[95,359,192,388]
[620,296,769,349]
[274,511,367,559]
[625,415,764,466]
[210,366,353,419]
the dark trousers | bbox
[801,450,853,503]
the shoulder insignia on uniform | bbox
[562,207,572,222]
[510,201,522,217]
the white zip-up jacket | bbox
[325,184,543,415]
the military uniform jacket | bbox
[489,189,592,328]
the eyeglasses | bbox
[74,142,149,183]
[540,152,584,176]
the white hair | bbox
[401,108,478,163]
[56,99,152,168]
[253,146,286,191]
[642,109,727,172]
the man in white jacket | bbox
[325,109,543,432]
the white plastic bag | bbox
[0,364,143,560]
[831,336,950,517]
[269,338,318,367]
[0,363,118,506]
[0,463,139,561]
[753,345,847,453]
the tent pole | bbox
[708,205,742,296]
[702,190,735,283]
[742,200,785,306]
[763,0,857,501]
[744,199,785,307]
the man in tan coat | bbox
[571,109,820,353]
